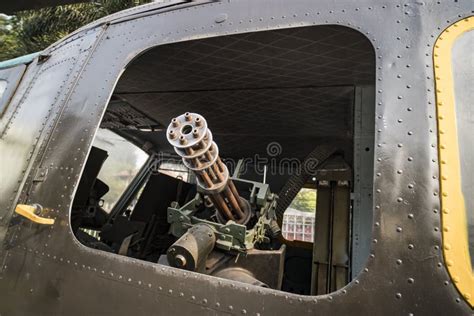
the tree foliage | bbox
[0,15,26,60]
[289,188,317,213]
[0,0,150,61]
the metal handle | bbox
[14,204,55,225]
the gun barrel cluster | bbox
[167,112,249,224]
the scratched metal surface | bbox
[0,0,472,315]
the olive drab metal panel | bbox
[0,27,107,286]
[0,1,472,315]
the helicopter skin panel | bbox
[0,1,472,315]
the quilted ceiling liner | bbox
[110,25,375,161]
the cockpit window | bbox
[93,128,148,212]
[452,29,474,267]
[0,64,26,117]
[434,17,473,306]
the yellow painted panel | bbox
[434,16,474,306]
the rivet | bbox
[408,244,414,250]
[396,227,402,233]
[395,293,402,299]
[407,278,414,284]
[214,13,228,23]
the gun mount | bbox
[163,112,284,287]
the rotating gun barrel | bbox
[166,112,250,224]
